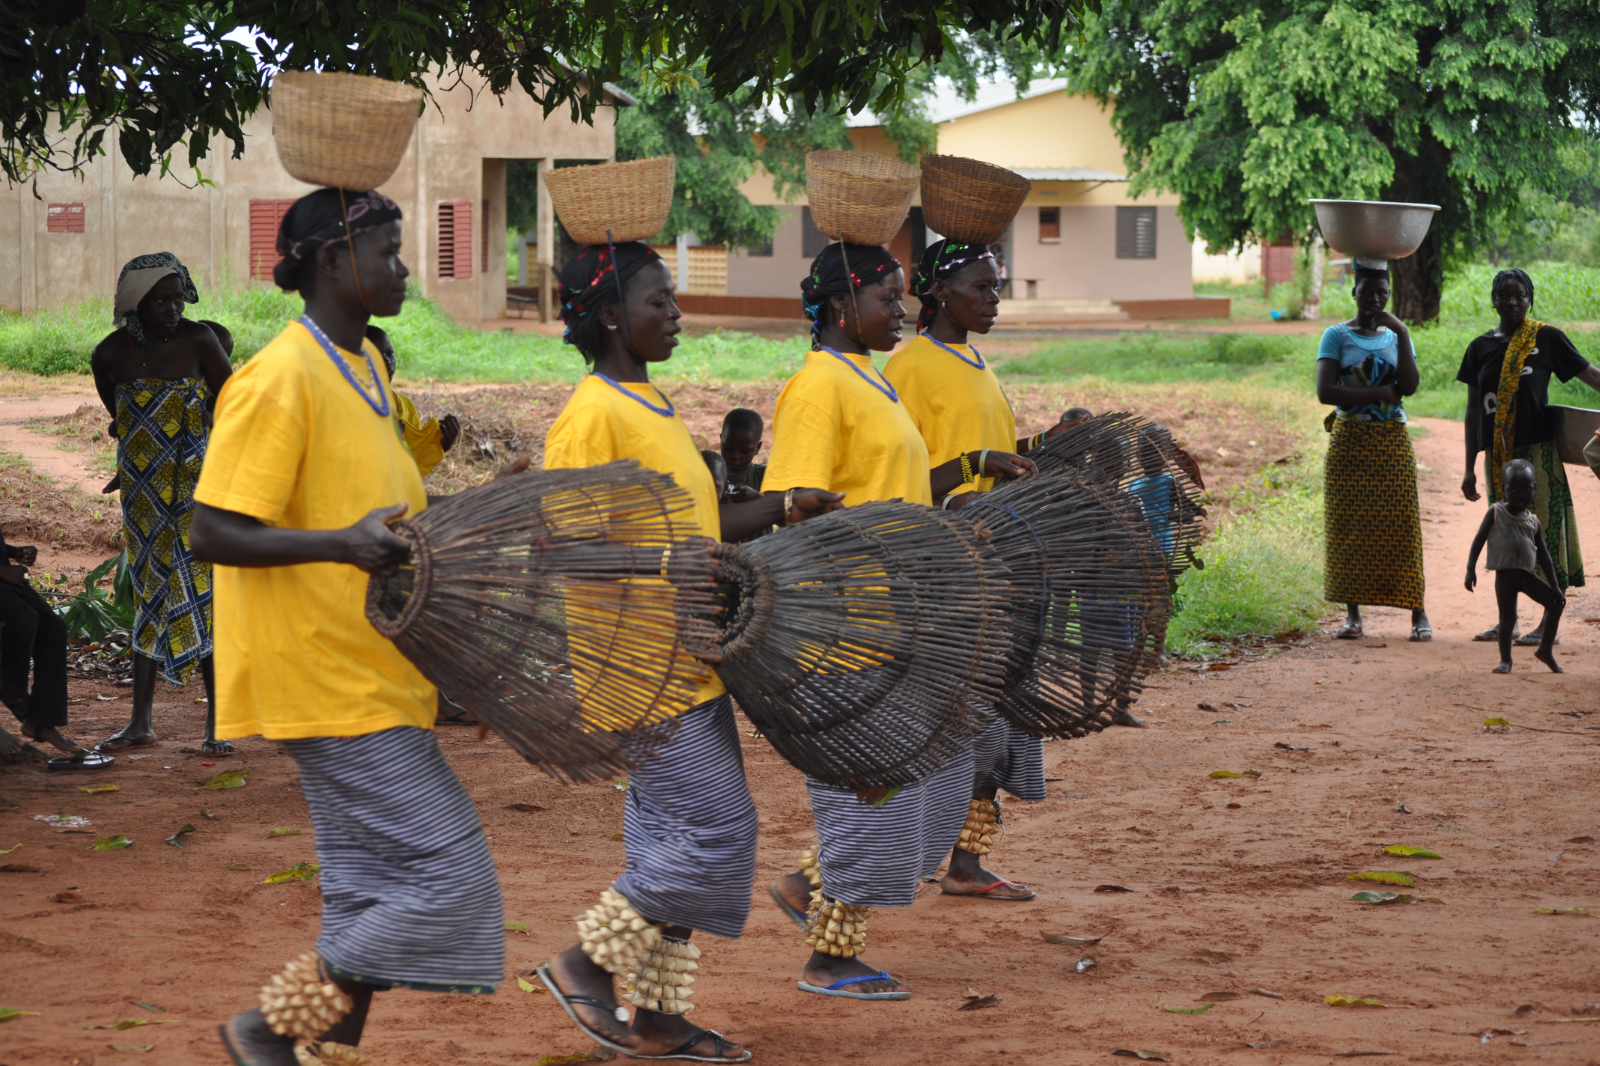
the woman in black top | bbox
[1457,268,1600,643]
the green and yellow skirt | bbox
[1323,417,1425,611]
[1488,437,1584,589]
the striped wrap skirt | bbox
[807,743,976,909]
[286,726,504,993]
[971,713,1047,802]
[613,695,759,940]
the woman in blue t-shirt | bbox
[1315,263,1430,642]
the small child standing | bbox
[1466,458,1565,674]
[720,408,766,501]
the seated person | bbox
[720,408,766,502]
[0,532,108,767]
[365,325,461,476]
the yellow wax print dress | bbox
[116,377,213,685]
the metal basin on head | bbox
[1310,200,1439,260]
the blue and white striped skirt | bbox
[806,744,975,909]
[971,713,1047,802]
[285,726,505,993]
[613,695,759,940]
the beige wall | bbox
[1010,205,1192,302]
[2,73,618,322]
[727,207,812,299]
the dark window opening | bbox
[1116,206,1157,259]
[1038,207,1060,241]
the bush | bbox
[53,551,135,640]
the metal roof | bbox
[1013,167,1128,182]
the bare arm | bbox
[1465,508,1494,591]
[196,330,233,413]
[1577,364,1600,392]
[1315,359,1402,409]
[1463,385,1481,501]
[931,450,1036,499]
[725,488,843,540]
[1372,313,1419,394]
[189,501,412,574]
[90,337,119,427]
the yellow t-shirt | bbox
[544,374,725,705]
[194,320,435,741]
[884,334,1018,494]
[394,390,446,477]
[763,348,932,507]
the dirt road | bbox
[2,417,1599,1065]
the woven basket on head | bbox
[959,471,1172,738]
[272,71,421,191]
[676,502,1011,790]
[543,156,676,245]
[806,150,921,246]
[364,461,718,781]
[920,155,1031,245]
[1029,411,1208,576]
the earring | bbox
[606,323,618,331]
[838,315,846,328]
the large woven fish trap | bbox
[1028,411,1208,577]
[364,462,718,781]
[959,471,1173,738]
[675,501,1013,791]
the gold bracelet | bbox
[959,452,975,484]
[783,488,794,526]
[978,449,990,479]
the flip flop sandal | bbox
[1513,632,1559,646]
[767,881,810,931]
[202,739,236,756]
[535,964,635,1057]
[1335,624,1362,640]
[1473,625,1515,642]
[48,749,114,770]
[797,971,910,1001]
[655,1030,752,1063]
[945,878,1035,901]
[97,735,158,752]
[1409,625,1433,643]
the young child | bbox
[700,449,729,501]
[365,325,460,476]
[1061,406,1093,425]
[720,408,766,502]
[1466,458,1565,673]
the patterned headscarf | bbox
[114,252,198,345]
[910,238,995,332]
[273,188,403,292]
[799,242,903,346]
[557,241,664,345]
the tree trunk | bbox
[1391,227,1443,324]
[1300,232,1325,320]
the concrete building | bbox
[714,80,1223,321]
[1,72,627,322]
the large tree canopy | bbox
[1065,0,1600,321]
[2,0,1095,186]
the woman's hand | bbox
[494,456,532,480]
[722,484,762,503]
[788,487,844,525]
[1369,311,1407,335]
[1465,566,1477,593]
[983,450,1036,482]
[13,545,37,567]
[339,503,413,575]
[1462,468,1480,502]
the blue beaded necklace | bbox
[926,334,985,370]
[817,346,899,402]
[592,372,676,416]
[300,316,390,417]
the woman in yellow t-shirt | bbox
[536,240,837,1064]
[763,241,1035,1002]
[192,189,514,1066]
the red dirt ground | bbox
[2,412,1599,1066]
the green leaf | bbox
[1325,994,1386,1007]
[1384,846,1441,859]
[1350,891,1442,906]
[195,771,245,791]
[91,834,132,851]
[260,862,319,884]
[534,1054,599,1066]
[1533,907,1592,916]
[0,843,20,855]
[516,975,547,994]
[1347,871,1415,886]
[613,779,628,791]
[164,824,197,847]
[84,1018,150,1030]
[133,1002,165,1012]
[201,809,219,819]
[1484,717,1514,729]
[1199,991,1244,1002]
[505,921,529,935]
[0,1007,40,1023]
[79,783,119,794]
[1209,770,1243,778]
[266,827,302,838]
[1161,1002,1212,1014]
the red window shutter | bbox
[437,200,475,280]
[46,202,85,233]
[249,199,295,281]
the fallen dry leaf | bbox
[54,891,82,902]
[1112,1050,1171,1062]
[1200,992,1244,1002]
[1043,931,1110,948]
[1346,871,1416,886]
[957,995,1001,1011]
[91,834,132,851]
[261,862,318,884]
[1198,702,1221,713]
[194,771,245,791]
[1325,994,1387,1008]
[78,783,119,795]
[515,976,546,994]
[266,827,302,838]
[1094,884,1133,893]
[1532,907,1592,916]
[1275,742,1308,751]
[1161,1003,1211,1015]
[1384,845,1441,859]
[1251,989,1284,999]
[0,864,40,873]
[504,803,546,812]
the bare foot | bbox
[630,1007,748,1060]
[772,870,813,921]
[202,738,236,756]
[1492,661,1512,674]
[1536,649,1563,673]
[22,723,85,754]
[0,725,20,757]
[99,724,157,752]
[802,950,903,996]
[544,944,631,1046]
[1110,702,1146,727]
[219,1008,298,1066]
[941,848,1035,900]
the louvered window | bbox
[249,199,296,280]
[438,200,474,280]
[1116,206,1157,259]
[47,202,85,233]
[801,207,829,258]
[1038,207,1060,242]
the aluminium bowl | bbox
[1310,199,1439,260]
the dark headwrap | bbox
[114,252,198,345]
[557,241,663,344]
[910,238,995,332]
[273,188,403,292]
[800,242,903,346]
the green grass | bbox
[0,285,806,384]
